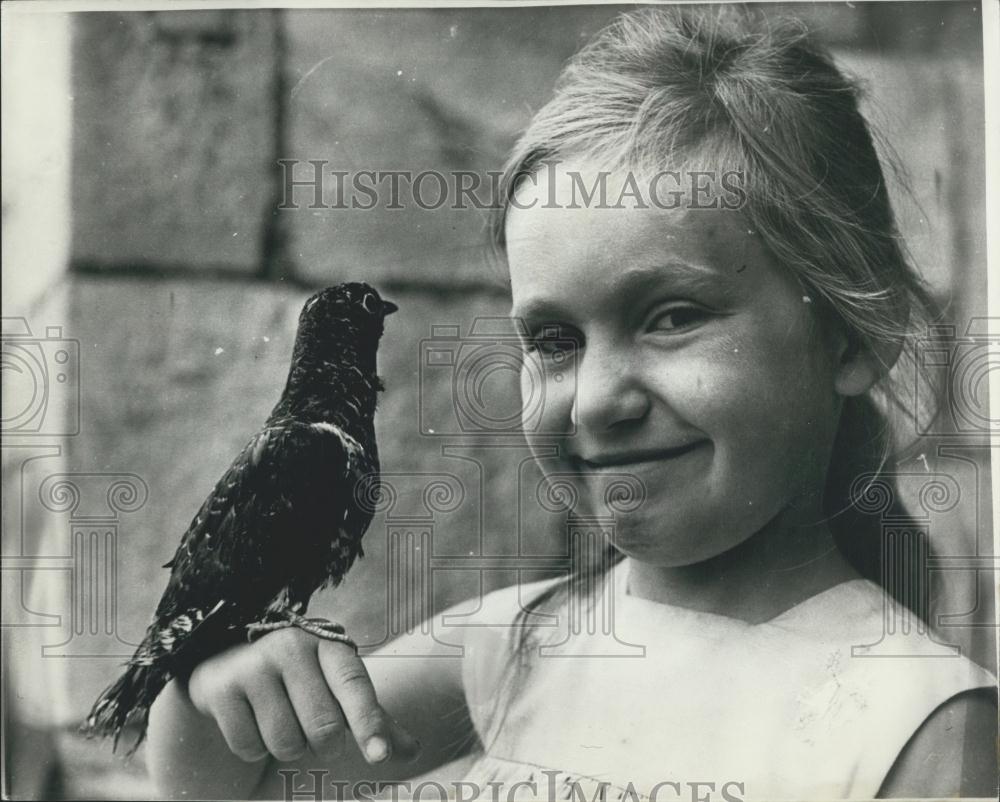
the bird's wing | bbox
[153,420,372,628]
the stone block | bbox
[840,52,986,318]
[70,11,278,273]
[283,6,623,287]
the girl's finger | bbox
[245,671,309,763]
[281,656,347,759]
[384,715,423,762]
[187,644,242,715]
[316,643,417,764]
[212,692,269,763]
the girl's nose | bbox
[570,344,650,432]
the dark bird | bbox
[84,282,398,754]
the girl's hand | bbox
[186,628,422,766]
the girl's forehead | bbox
[505,167,790,318]
[506,162,756,262]
[510,158,746,210]
[507,193,759,274]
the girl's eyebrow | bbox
[607,261,723,296]
[509,299,565,326]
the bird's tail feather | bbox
[82,660,167,755]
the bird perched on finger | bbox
[84,282,398,754]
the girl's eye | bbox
[523,325,581,359]
[649,305,710,332]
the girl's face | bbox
[507,163,847,567]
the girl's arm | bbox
[877,688,998,798]
[146,618,474,800]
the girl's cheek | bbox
[544,365,579,429]
[651,351,734,408]
[665,347,801,436]
[521,360,576,432]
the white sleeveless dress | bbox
[456,558,996,801]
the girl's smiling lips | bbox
[570,440,707,472]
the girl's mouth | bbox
[572,440,707,472]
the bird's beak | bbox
[382,300,399,316]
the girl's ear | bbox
[834,333,903,397]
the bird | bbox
[83,282,398,754]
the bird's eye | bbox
[361,293,379,314]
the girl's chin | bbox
[555,460,710,523]
[609,537,711,567]
[603,516,746,568]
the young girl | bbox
[146,7,997,800]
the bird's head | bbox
[289,283,398,394]
[300,283,398,335]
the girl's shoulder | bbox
[879,684,998,797]
[769,576,995,718]
[770,577,997,795]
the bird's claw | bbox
[246,612,356,650]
